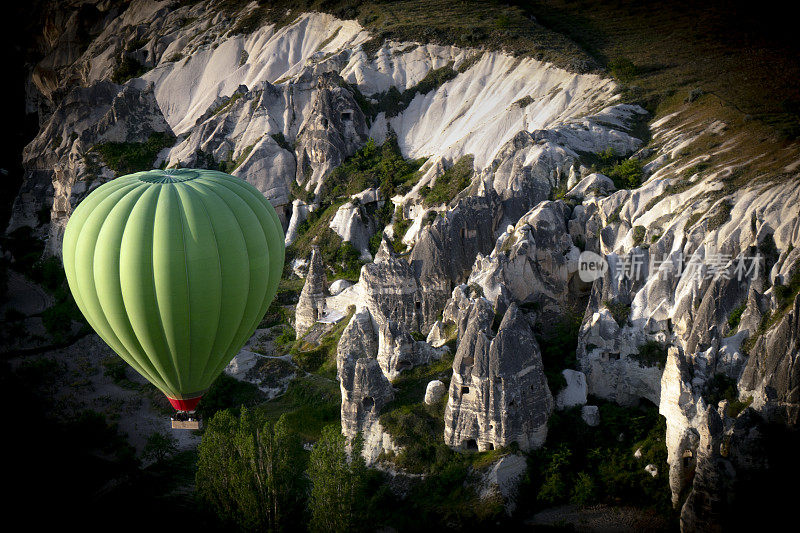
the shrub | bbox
[703,374,752,417]
[196,409,306,531]
[196,374,265,420]
[111,56,147,84]
[523,401,672,515]
[142,432,177,463]
[775,269,800,309]
[368,63,459,118]
[707,200,732,232]
[630,340,668,369]
[571,472,597,507]
[608,57,638,83]
[93,132,176,175]
[536,313,581,393]
[728,301,747,330]
[421,155,474,207]
[320,135,424,202]
[607,158,644,189]
[603,300,631,327]
[271,132,293,152]
[632,225,646,246]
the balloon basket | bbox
[171,411,200,430]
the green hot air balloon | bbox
[62,169,284,416]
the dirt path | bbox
[1,271,53,316]
[10,333,200,455]
[527,504,673,532]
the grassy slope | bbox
[520,0,800,184]
[523,0,799,125]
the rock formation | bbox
[444,302,553,451]
[295,247,327,337]
[425,380,446,405]
[294,72,369,194]
[467,200,584,318]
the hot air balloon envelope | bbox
[62,169,284,414]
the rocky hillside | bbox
[3,1,800,530]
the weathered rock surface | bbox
[295,247,327,337]
[377,319,441,381]
[581,405,600,426]
[328,279,353,296]
[424,380,446,405]
[444,302,553,451]
[478,454,528,514]
[294,72,369,194]
[329,188,381,260]
[568,172,616,199]
[468,200,584,319]
[336,308,400,463]
[556,369,588,410]
[12,6,800,530]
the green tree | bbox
[142,431,177,463]
[196,408,306,531]
[307,425,367,533]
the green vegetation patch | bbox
[93,132,175,176]
[291,307,355,377]
[383,352,454,414]
[255,374,341,442]
[606,156,644,190]
[632,225,646,247]
[728,301,747,331]
[775,269,800,310]
[211,91,244,117]
[746,268,800,351]
[706,199,733,232]
[360,62,459,118]
[290,135,425,266]
[521,400,672,515]
[321,135,426,202]
[536,313,581,393]
[703,374,753,418]
[111,56,148,84]
[629,340,668,369]
[603,299,631,327]
[196,373,266,421]
[584,148,644,190]
[420,155,475,207]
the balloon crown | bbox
[138,168,200,183]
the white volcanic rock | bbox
[329,189,380,260]
[285,200,315,246]
[328,279,353,296]
[336,308,398,463]
[444,302,553,452]
[424,380,446,405]
[377,319,441,381]
[295,247,327,337]
[294,72,370,194]
[556,370,588,409]
[426,320,450,348]
[144,12,369,134]
[468,200,582,317]
[568,172,616,199]
[478,454,528,514]
[581,405,600,426]
[371,56,627,170]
